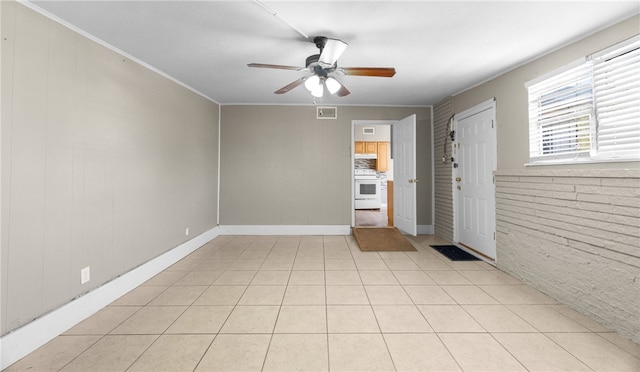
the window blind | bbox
[592,35,640,160]
[527,35,640,163]
[528,62,594,160]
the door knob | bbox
[456,177,462,182]
[408,179,419,184]
[457,185,462,190]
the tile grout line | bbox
[323,235,331,372]
[9,234,639,371]
[257,236,287,372]
[57,268,192,372]
[178,238,245,372]
[348,235,399,372]
[192,238,256,371]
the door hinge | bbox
[491,120,494,128]
[494,232,496,240]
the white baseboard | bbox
[0,227,219,370]
[220,225,432,236]
[418,225,435,234]
[220,225,351,235]
[1,222,430,368]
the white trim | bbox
[351,122,355,227]
[430,106,435,230]
[16,0,219,105]
[452,99,497,259]
[221,102,431,108]
[524,57,587,88]
[525,157,640,167]
[316,106,337,120]
[219,225,351,236]
[217,108,222,226]
[591,34,640,59]
[0,227,219,370]
[455,98,496,121]
[452,11,638,98]
[351,119,395,228]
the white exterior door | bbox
[454,100,497,259]
[393,115,417,236]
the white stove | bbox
[354,169,379,179]
[355,169,381,209]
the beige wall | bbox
[354,124,391,142]
[219,105,432,227]
[434,15,640,342]
[1,2,220,335]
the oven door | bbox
[355,179,380,200]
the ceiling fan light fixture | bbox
[304,75,324,97]
[310,82,324,97]
[325,77,342,94]
[304,75,320,91]
[249,35,393,99]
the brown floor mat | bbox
[353,227,417,252]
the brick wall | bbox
[495,169,640,342]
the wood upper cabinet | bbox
[355,141,389,171]
[376,142,389,171]
[365,141,377,153]
[354,141,378,154]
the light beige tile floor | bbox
[6,234,640,371]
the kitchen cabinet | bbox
[355,141,378,154]
[376,142,389,171]
[365,141,377,153]
[354,141,388,171]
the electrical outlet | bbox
[80,266,91,284]
[185,227,189,236]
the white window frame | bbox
[526,35,640,165]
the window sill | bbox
[525,158,640,167]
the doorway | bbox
[452,99,497,260]
[352,115,417,235]
[353,121,392,227]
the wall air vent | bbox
[317,106,337,119]
[363,127,374,134]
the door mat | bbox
[353,227,417,252]
[430,245,480,261]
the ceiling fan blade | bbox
[274,77,306,94]
[336,84,351,97]
[338,67,396,77]
[318,38,348,67]
[248,63,304,71]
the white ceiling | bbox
[26,1,639,106]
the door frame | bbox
[451,98,497,261]
[351,120,394,228]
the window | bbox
[527,35,640,163]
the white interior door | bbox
[393,115,417,236]
[454,100,497,259]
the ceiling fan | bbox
[248,36,396,98]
